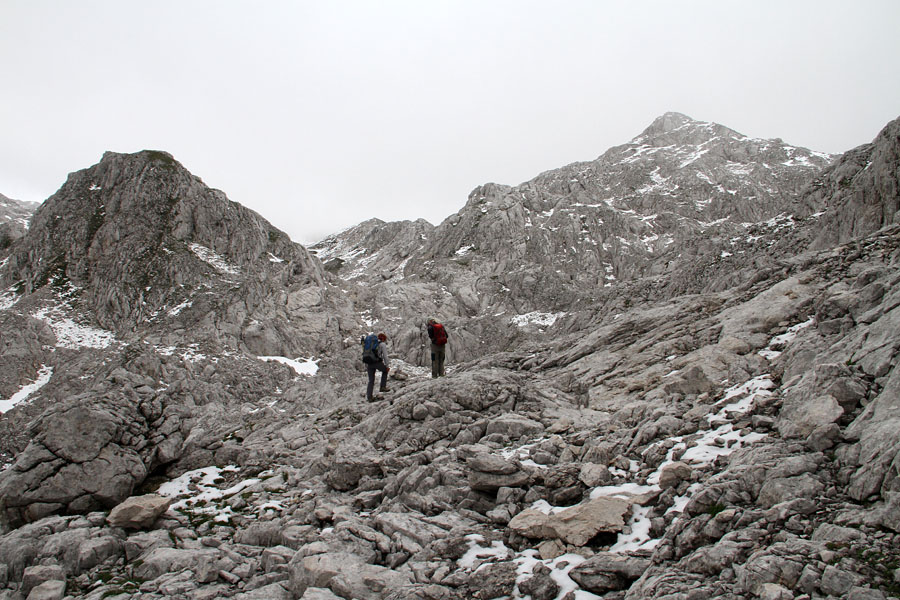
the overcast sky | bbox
[2,1,899,244]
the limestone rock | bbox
[21,565,65,597]
[778,394,843,438]
[234,582,293,600]
[323,437,382,492]
[467,453,530,492]
[133,547,221,581]
[569,552,651,593]
[485,414,544,439]
[658,461,693,489]
[518,563,560,600]
[468,561,517,600]
[287,551,411,600]
[24,579,66,600]
[508,497,630,546]
[4,114,900,600]
[373,511,449,547]
[107,494,172,529]
[757,473,825,508]
[579,463,612,487]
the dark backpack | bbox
[361,334,380,364]
[432,323,448,346]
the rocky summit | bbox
[0,113,898,600]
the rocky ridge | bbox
[310,113,837,369]
[0,115,898,600]
[1,151,347,358]
[314,112,833,313]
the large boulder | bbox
[485,414,544,439]
[323,437,383,492]
[107,494,172,530]
[757,473,825,508]
[508,497,630,546]
[569,552,652,593]
[0,391,185,529]
[778,394,843,438]
[21,565,65,597]
[373,511,449,548]
[467,453,530,492]
[838,355,900,502]
[132,547,221,582]
[287,551,411,600]
[0,406,148,528]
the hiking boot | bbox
[379,386,390,393]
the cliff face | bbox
[806,115,900,249]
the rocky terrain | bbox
[0,193,39,253]
[0,113,898,600]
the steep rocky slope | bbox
[1,151,346,358]
[312,113,835,367]
[0,193,39,255]
[316,113,832,312]
[0,116,899,600]
[806,114,900,249]
[0,151,358,523]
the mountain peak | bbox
[643,111,696,135]
[2,149,326,343]
[101,149,178,164]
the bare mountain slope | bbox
[1,150,347,358]
[1,116,899,600]
[314,113,835,364]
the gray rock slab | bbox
[568,552,651,593]
[107,494,172,530]
[24,579,66,600]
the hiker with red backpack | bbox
[361,332,390,401]
[426,319,448,378]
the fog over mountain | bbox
[0,112,899,600]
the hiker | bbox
[361,332,390,401]
[426,318,448,378]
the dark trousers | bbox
[366,361,388,400]
[431,343,446,378]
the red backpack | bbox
[432,323,448,345]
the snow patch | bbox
[168,299,192,316]
[258,355,319,377]
[0,287,20,311]
[0,366,53,413]
[459,537,601,600]
[32,306,116,349]
[158,466,260,523]
[511,311,565,329]
[156,343,209,363]
[189,243,240,276]
[759,317,815,360]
